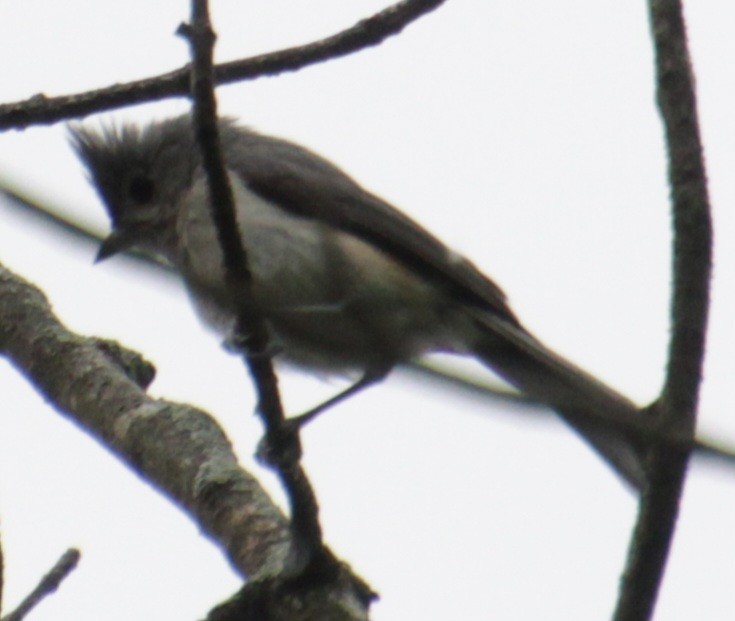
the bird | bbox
[70,115,646,489]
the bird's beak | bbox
[95,230,134,263]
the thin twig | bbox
[1,549,80,621]
[614,1,712,619]
[406,362,735,469]
[0,184,175,271]
[0,0,446,130]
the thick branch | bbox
[0,0,446,130]
[0,262,372,620]
[0,261,290,580]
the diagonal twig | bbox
[1,548,80,621]
[0,0,446,130]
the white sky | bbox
[0,1,733,620]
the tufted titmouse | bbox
[71,115,646,488]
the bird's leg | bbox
[257,371,385,471]
[288,369,389,428]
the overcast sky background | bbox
[0,1,733,620]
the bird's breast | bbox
[175,174,468,373]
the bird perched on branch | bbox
[71,115,646,489]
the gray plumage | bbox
[71,115,646,489]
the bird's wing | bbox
[222,125,518,324]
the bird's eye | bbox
[127,174,155,205]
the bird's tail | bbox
[469,313,647,490]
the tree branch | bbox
[1,549,80,621]
[0,261,289,579]
[614,1,713,619]
[0,261,373,620]
[178,0,336,582]
[0,0,446,130]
